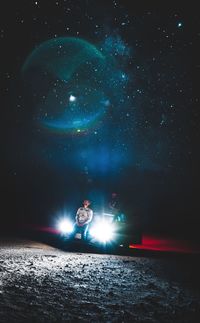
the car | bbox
[57,211,142,251]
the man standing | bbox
[73,200,93,241]
[109,192,126,223]
[109,192,121,221]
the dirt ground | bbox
[0,239,200,323]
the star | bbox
[69,95,76,102]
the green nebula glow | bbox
[22,37,109,134]
[22,37,105,81]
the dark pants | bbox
[70,223,89,241]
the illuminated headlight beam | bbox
[58,219,74,234]
[89,221,114,243]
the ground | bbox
[0,238,200,322]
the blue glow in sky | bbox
[21,36,133,176]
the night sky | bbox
[1,0,200,236]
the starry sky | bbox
[1,0,200,234]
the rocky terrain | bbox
[0,239,200,322]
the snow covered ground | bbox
[0,239,200,322]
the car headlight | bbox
[58,219,74,234]
[89,220,114,243]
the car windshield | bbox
[94,212,126,223]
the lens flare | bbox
[89,220,114,243]
[58,219,73,234]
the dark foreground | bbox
[0,239,200,323]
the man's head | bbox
[111,192,117,199]
[83,200,91,207]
